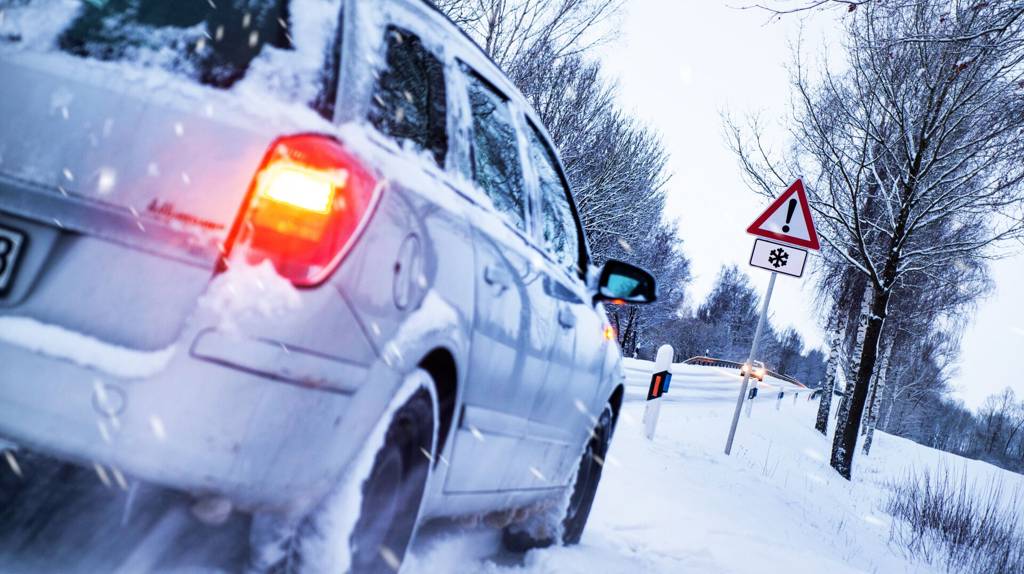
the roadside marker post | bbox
[725,178,820,456]
[643,344,673,441]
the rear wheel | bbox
[348,388,433,573]
[250,370,437,574]
[502,405,614,551]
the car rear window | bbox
[58,0,291,89]
[0,0,342,118]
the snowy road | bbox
[404,362,1024,574]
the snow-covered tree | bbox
[774,328,804,377]
[697,266,761,361]
[729,0,1024,478]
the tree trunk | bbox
[882,392,898,433]
[985,420,1004,457]
[815,311,844,435]
[625,306,639,355]
[862,343,891,455]
[1003,420,1024,458]
[831,286,889,479]
[876,359,902,432]
[834,286,872,428]
[862,341,891,434]
[616,307,638,355]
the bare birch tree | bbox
[815,308,844,434]
[729,0,1024,478]
[749,0,1024,44]
[861,341,890,454]
[430,0,621,69]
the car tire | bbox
[249,370,437,574]
[502,404,614,552]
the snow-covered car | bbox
[0,0,656,571]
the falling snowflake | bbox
[768,248,789,268]
[149,415,166,440]
[96,167,117,195]
[4,450,21,478]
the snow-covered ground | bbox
[3,360,1020,573]
[405,361,1024,574]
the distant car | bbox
[740,360,767,382]
[0,0,656,572]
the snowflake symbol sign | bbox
[749,239,807,278]
[768,248,789,268]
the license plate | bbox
[0,224,25,293]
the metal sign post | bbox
[724,272,776,455]
[726,178,820,456]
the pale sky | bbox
[596,1,1024,410]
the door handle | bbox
[484,264,511,293]
[558,305,576,329]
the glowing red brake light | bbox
[226,134,379,286]
[257,163,339,215]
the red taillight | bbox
[226,134,379,286]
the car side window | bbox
[462,69,528,232]
[527,124,580,274]
[368,26,447,168]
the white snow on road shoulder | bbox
[406,362,1024,574]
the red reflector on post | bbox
[225,134,379,287]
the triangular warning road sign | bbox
[746,178,820,251]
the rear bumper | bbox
[0,321,400,516]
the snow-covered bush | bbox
[885,466,1024,574]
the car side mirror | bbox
[593,260,657,305]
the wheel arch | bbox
[418,348,458,468]
[607,383,625,430]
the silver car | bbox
[0,0,656,571]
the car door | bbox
[443,67,559,493]
[522,120,609,487]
